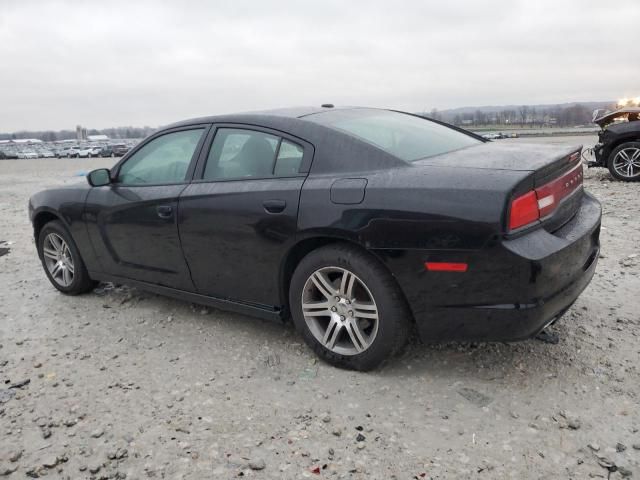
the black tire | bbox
[37,220,97,295]
[289,243,411,371]
[607,141,640,182]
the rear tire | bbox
[289,244,411,371]
[37,220,97,295]
[608,141,640,181]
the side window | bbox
[117,129,204,185]
[203,128,305,180]
[274,140,304,176]
[203,128,278,180]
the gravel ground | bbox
[0,136,639,479]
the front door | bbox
[178,126,312,307]
[85,126,208,290]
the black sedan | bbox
[29,107,601,370]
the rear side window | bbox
[275,140,304,176]
[308,109,481,161]
[203,128,304,180]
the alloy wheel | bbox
[42,233,75,287]
[613,147,640,179]
[301,266,379,356]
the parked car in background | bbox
[76,146,97,158]
[39,150,55,158]
[29,106,601,370]
[18,151,38,159]
[591,107,640,181]
[100,144,130,157]
[1,149,18,159]
[77,146,104,158]
[481,133,505,140]
[57,147,80,158]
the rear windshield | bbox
[308,109,481,161]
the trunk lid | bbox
[414,141,584,234]
[414,141,581,182]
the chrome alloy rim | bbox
[301,267,379,356]
[42,233,75,287]
[613,147,640,179]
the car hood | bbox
[413,141,580,172]
[593,107,640,127]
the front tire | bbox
[608,142,640,181]
[38,220,97,295]
[289,244,411,371]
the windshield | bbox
[307,109,481,161]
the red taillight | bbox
[425,262,468,272]
[508,159,583,232]
[535,162,583,218]
[509,190,539,230]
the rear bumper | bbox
[380,192,601,342]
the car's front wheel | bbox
[608,142,640,181]
[289,244,411,370]
[38,220,97,295]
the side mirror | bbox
[87,168,112,187]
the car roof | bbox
[164,106,364,130]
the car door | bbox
[178,125,313,307]
[85,125,209,290]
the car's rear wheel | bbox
[608,142,640,181]
[289,244,411,370]
[38,220,97,295]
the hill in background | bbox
[423,101,615,128]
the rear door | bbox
[178,125,313,307]
[85,126,208,290]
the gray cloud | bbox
[0,0,638,131]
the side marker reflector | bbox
[425,262,468,272]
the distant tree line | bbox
[428,103,615,128]
[0,126,157,142]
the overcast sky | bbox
[0,0,638,131]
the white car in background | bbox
[90,146,103,157]
[17,151,38,159]
[57,146,80,158]
[76,146,91,158]
[77,146,103,158]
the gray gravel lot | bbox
[0,136,639,479]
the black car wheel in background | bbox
[608,141,640,181]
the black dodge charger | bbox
[29,107,601,370]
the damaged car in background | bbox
[590,100,640,181]
[28,106,601,370]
